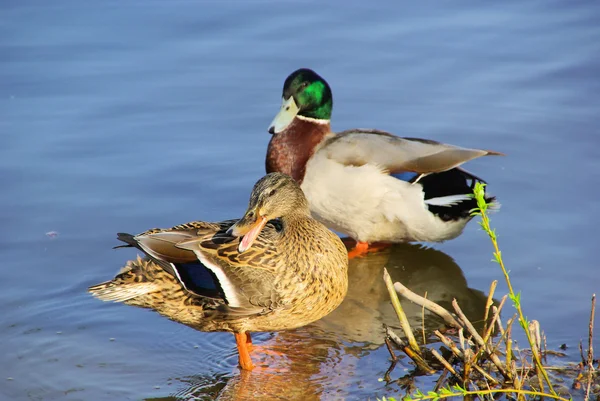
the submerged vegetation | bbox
[380,182,598,401]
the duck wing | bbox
[115,220,237,297]
[323,129,503,175]
[117,219,285,316]
[175,229,284,313]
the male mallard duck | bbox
[267,68,502,258]
[88,172,348,370]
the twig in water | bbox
[543,331,548,364]
[394,281,462,329]
[385,324,406,348]
[385,336,399,363]
[483,280,498,335]
[383,335,399,383]
[433,354,455,392]
[421,291,427,346]
[434,330,499,386]
[483,295,507,344]
[579,340,586,365]
[435,330,465,360]
[384,359,398,383]
[453,299,511,381]
[494,305,505,337]
[505,317,514,379]
[528,320,544,391]
[430,349,458,379]
[584,294,596,401]
[472,294,507,373]
[384,322,434,373]
[384,268,420,354]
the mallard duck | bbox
[88,172,348,371]
[267,68,503,258]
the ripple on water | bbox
[3,0,599,399]
[0,274,235,400]
[3,243,492,400]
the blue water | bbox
[2,1,599,399]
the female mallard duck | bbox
[267,68,503,258]
[88,172,348,371]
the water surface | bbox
[2,1,599,399]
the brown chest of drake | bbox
[266,117,331,184]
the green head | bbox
[268,68,333,134]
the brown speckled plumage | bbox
[89,173,348,366]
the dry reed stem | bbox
[457,328,464,352]
[483,280,498,335]
[385,324,405,348]
[528,320,544,391]
[474,362,500,386]
[494,305,505,336]
[483,295,507,344]
[383,268,420,353]
[435,330,465,359]
[493,306,504,335]
[485,315,515,364]
[471,294,507,369]
[543,331,548,364]
[434,330,499,386]
[505,315,516,379]
[528,320,542,361]
[430,349,458,378]
[453,299,511,381]
[385,325,435,373]
[393,281,462,329]
[384,336,398,363]
[584,294,596,401]
[404,346,436,374]
[433,354,454,392]
[421,291,427,346]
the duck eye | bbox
[268,189,277,197]
[247,211,254,218]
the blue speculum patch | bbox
[391,171,418,182]
[176,262,220,296]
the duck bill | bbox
[268,97,299,134]
[229,215,268,253]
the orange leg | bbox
[245,331,253,351]
[347,241,391,259]
[347,241,369,258]
[234,332,255,371]
[234,332,287,373]
[341,237,357,249]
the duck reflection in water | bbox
[214,244,490,401]
[121,243,490,401]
